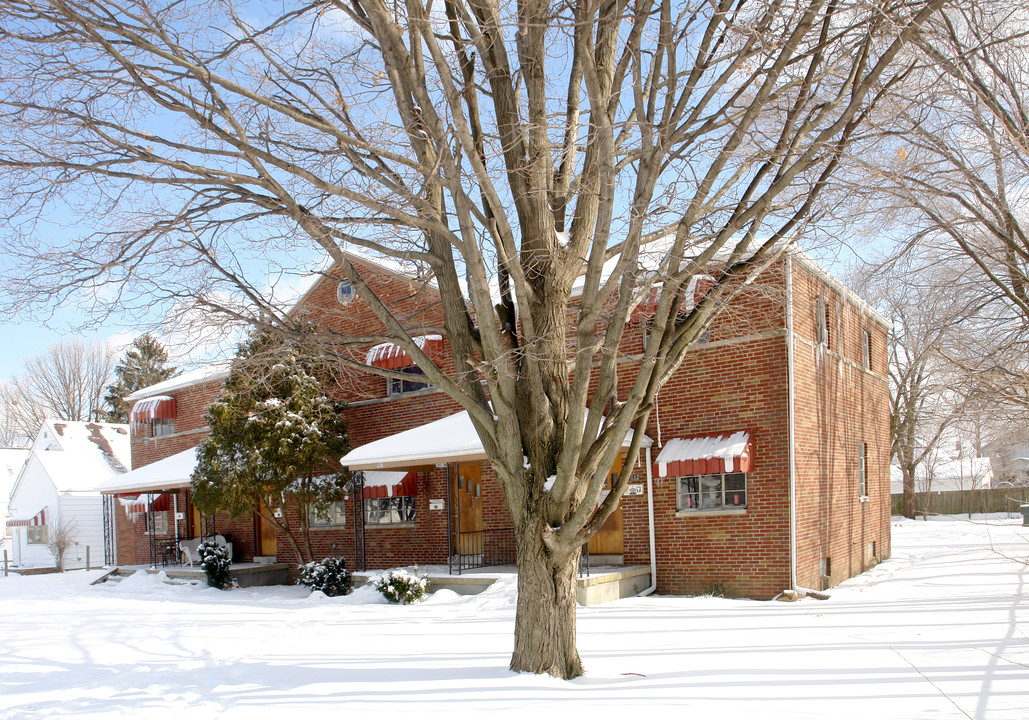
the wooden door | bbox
[257,503,278,557]
[453,464,483,555]
[588,455,625,556]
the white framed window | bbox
[387,366,432,396]
[310,502,347,528]
[152,417,175,437]
[147,511,169,535]
[27,525,48,544]
[816,293,830,348]
[676,473,747,512]
[858,442,868,498]
[862,329,872,370]
[364,496,416,525]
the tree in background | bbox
[1,340,116,441]
[190,331,349,564]
[104,334,178,422]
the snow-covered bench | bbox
[178,535,233,565]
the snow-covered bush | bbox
[298,556,353,597]
[373,568,429,604]
[198,540,232,589]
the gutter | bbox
[637,446,658,596]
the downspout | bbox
[786,254,798,591]
[638,446,658,596]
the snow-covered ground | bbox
[2,514,1027,720]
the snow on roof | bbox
[35,420,131,492]
[341,411,650,471]
[125,361,231,402]
[0,448,29,497]
[655,432,751,474]
[97,447,199,494]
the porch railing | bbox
[447,528,592,578]
[449,527,516,574]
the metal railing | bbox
[449,527,516,574]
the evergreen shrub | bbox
[298,556,353,597]
[374,568,429,604]
[198,540,232,589]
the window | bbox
[27,525,48,544]
[337,279,355,305]
[152,417,175,437]
[147,511,169,535]
[388,366,432,396]
[862,329,872,370]
[815,293,831,348]
[676,473,747,512]
[364,496,416,525]
[857,442,868,498]
[311,502,347,528]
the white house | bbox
[7,420,130,569]
[1,448,30,563]
[890,456,995,494]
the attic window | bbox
[337,279,355,305]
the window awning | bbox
[6,507,47,528]
[360,471,417,499]
[365,335,444,370]
[117,492,172,514]
[130,395,176,426]
[652,431,754,477]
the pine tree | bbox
[190,330,350,564]
[104,335,177,422]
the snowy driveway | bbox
[1,515,1026,719]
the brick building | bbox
[101,247,890,599]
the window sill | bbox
[364,523,417,530]
[858,495,870,503]
[675,508,747,518]
[311,525,346,530]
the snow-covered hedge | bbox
[298,556,353,597]
[198,541,232,589]
[374,568,429,604]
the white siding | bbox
[58,494,106,570]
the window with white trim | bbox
[310,502,347,528]
[816,293,831,348]
[147,511,169,535]
[858,442,868,498]
[676,473,747,512]
[387,366,432,396]
[862,329,872,370]
[364,496,416,525]
[152,417,175,437]
[27,525,47,544]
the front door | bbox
[257,503,278,557]
[452,464,483,555]
[588,455,625,556]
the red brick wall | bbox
[129,378,225,469]
[789,260,891,591]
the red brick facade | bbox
[112,250,890,599]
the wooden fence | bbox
[891,486,1029,516]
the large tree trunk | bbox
[509,526,584,679]
[902,466,916,519]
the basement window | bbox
[676,473,747,513]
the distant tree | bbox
[45,514,79,572]
[104,334,178,422]
[190,331,349,564]
[3,340,116,439]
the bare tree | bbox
[0,0,949,677]
[1,340,117,439]
[45,514,79,572]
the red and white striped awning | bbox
[117,492,172,514]
[653,431,754,477]
[7,507,47,528]
[361,471,417,499]
[365,335,444,370]
[130,396,176,426]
